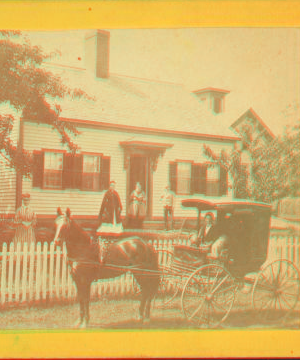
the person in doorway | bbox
[160,184,175,231]
[128,182,146,229]
[13,193,37,250]
[97,181,123,234]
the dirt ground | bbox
[0,291,299,330]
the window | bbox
[176,162,191,195]
[43,152,63,189]
[32,151,111,192]
[169,161,228,197]
[82,155,101,191]
[214,97,222,114]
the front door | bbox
[127,155,151,218]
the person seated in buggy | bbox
[189,212,229,259]
[174,212,230,264]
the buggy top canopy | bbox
[181,198,271,213]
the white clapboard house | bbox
[0,30,273,227]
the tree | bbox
[203,144,249,199]
[0,31,92,178]
[203,116,300,203]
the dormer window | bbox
[214,97,222,114]
[192,87,230,115]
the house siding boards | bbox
[0,105,20,215]
[0,163,16,215]
[22,121,234,220]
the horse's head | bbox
[54,207,71,245]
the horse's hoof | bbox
[74,319,82,328]
[79,320,87,329]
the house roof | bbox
[231,108,275,139]
[192,87,231,95]
[45,63,239,141]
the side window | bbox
[82,155,101,191]
[177,162,192,195]
[43,152,63,189]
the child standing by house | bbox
[160,184,175,231]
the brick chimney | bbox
[85,30,110,78]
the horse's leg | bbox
[83,281,92,327]
[144,296,154,322]
[139,293,147,323]
[135,277,146,322]
[74,279,85,327]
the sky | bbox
[26,28,300,136]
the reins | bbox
[67,258,161,277]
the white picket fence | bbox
[0,235,299,308]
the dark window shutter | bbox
[219,165,228,196]
[200,164,207,195]
[62,153,73,189]
[73,154,83,189]
[32,151,44,188]
[192,164,207,195]
[169,162,177,193]
[100,156,110,191]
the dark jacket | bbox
[98,189,122,225]
[196,224,218,247]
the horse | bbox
[53,208,160,328]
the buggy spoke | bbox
[275,261,283,284]
[279,293,293,309]
[208,268,222,293]
[210,275,230,296]
[188,299,206,321]
[260,271,272,287]
[213,284,236,295]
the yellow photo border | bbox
[0,1,300,358]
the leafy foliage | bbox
[0,31,91,177]
[203,116,300,203]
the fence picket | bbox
[61,243,67,299]
[21,243,28,303]
[7,242,14,303]
[49,242,55,300]
[42,242,48,301]
[55,245,61,299]
[35,243,42,302]
[67,259,73,300]
[15,242,21,303]
[1,243,7,305]
[28,242,35,302]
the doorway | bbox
[127,155,151,218]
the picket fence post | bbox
[7,242,14,304]
[42,242,48,301]
[55,245,61,299]
[61,242,67,299]
[21,243,28,303]
[49,242,55,300]
[35,242,42,302]
[15,242,21,303]
[28,242,35,302]
[1,243,7,305]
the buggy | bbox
[155,198,300,327]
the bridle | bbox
[53,214,71,245]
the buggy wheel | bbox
[181,264,236,328]
[154,275,181,309]
[252,259,300,322]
